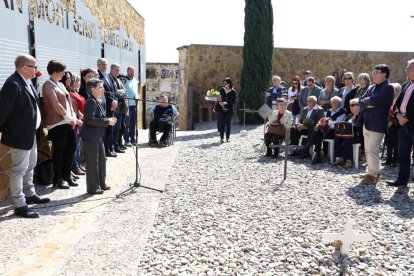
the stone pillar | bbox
[0,139,11,201]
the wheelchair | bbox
[147,115,177,147]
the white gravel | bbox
[137,122,414,275]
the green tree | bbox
[239,0,274,123]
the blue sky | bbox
[130,0,414,63]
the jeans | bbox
[124,106,137,143]
[72,132,82,169]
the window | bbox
[146,69,156,79]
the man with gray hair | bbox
[387,60,414,187]
[289,95,324,150]
[0,54,50,218]
[266,75,286,108]
[291,96,345,163]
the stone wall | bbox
[177,44,414,130]
[0,135,11,201]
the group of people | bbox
[0,54,139,218]
[264,61,414,187]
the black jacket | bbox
[215,87,236,112]
[0,72,39,150]
[80,96,109,142]
[394,81,414,133]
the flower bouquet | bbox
[205,88,220,101]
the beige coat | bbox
[267,109,292,130]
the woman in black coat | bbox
[80,79,116,194]
[215,77,236,143]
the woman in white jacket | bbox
[264,99,292,158]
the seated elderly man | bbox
[333,98,362,168]
[291,96,346,163]
[149,95,178,146]
[266,75,287,108]
[289,95,324,148]
[264,98,292,158]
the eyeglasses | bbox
[343,77,352,80]
[350,104,358,107]
[25,64,37,69]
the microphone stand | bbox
[116,97,166,197]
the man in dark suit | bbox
[0,54,50,218]
[266,75,286,108]
[357,64,394,184]
[298,77,322,110]
[97,58,118,157]
[387,60,414,187]
[289,95,325,148]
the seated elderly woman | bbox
[333,98,362,168]
[264,98,292,158]
[291,96,346,164]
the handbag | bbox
[335,122,354,138]
[267,123,286,136]
[35,151,54,185]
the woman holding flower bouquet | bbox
[216,77,236,143]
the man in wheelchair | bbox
[149,95,178,146]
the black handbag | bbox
[35,151,54,185]
[335,122,354,138]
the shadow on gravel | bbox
[196,142,223,149]
[346,183,383,206]
[385,187,414,219]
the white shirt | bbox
[19,73,41,129]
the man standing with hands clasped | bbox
[0,54,50,218]
[387,60,414,187]
[356,64,394,184]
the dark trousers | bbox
[397,126,414,182]
[334,136,362,160]
[217,110,233,139]
[48,124,76,180]
[118,113,126,146]
[384,124,399,163]
[83,140,106,193]
[150,120,172,142]
[290,127,312,145]
[265,133,284,154]
[110,111,123,150]
[304,129,335,153]
[124,106,137,143]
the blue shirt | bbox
[124,78,138,106]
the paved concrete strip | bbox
[2,133,181,275]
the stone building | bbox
[145,63,179,105]
[177,44,413,130]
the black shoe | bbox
[289,150,301,157]
[390,162,398,167]
[63,176,78,187]
[299,151,311,159]
[72,174,80,180]
[114,148,125,153]
[14,205,39,218]
[25,195,50,205]
[72,167,85,175]
[149,140,158,146]
[53,179,70,189]
[119,144,127,150]
[311,154,323,164]
[80,166,86,172]
[381,160,392,166]
[88,189,104,195]
[226,139,230,142]
[386,180,408,187]
[265,149,272,157]
[106,151,117,157]
[101,186,111,191]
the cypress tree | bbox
[239,0,274,123]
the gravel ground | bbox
[137,122,414,275]
[1,122,414,275]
